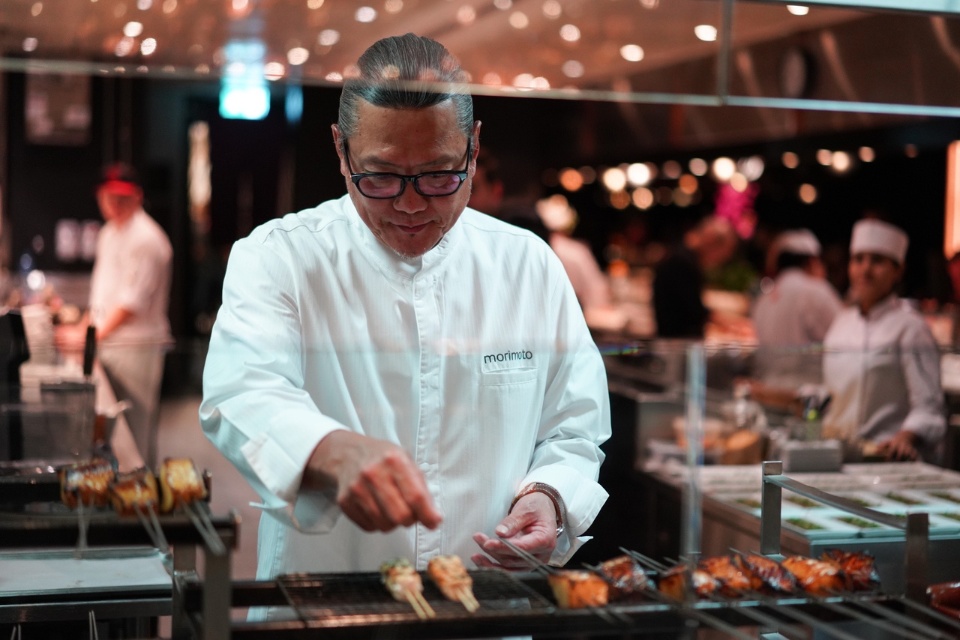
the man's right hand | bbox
[304,431,442,532]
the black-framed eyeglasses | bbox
[344,139,471,199]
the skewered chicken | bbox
[59,458,115,509]
[658,564,720,601]
[381,558,436,619]
[158,457,208,513]
[820,550,881,592]
[109,468,160,516]
[734,552,797,594]
[781,556,845,596]
[547,570,610,608]
[596,554,651,599]
[699,555,757,597]
[427,555,479,612]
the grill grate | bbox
[276,569,554,622]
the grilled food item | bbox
[658,564,720,601]
[381,558,436,619]
[699,555,757,596]
[596,554,651,599]
[820,550,881,591]
[781,556,845,596]
[157,457,207,513]
[59,458,115,509]
[427,555,479,612]
[547,570,610,608]
[109,468,160,516]
[735,553,797,594]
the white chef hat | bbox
[850,219,908,265]
[776,229,821,257]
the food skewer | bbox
[427,555,479,612]
[132,502,170,554]
[158,457,225,554]
[184,501,226,555]
[380,558,435,619]
[75,498,88,559]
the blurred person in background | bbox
[822,219,945,462]
[469,148,550,242]
[56,162,173,469]
[651,215,739,339]
[751,229,843,387]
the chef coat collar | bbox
[345,196,463,280]
[860,292,900,321]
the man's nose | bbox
[393,183,428,214]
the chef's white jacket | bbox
[751,269,843,387]
[200,196,610,580]
[822,295,945,457]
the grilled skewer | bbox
[427,555,479,612]
[381,558,435,619]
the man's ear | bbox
[331,124,347,177]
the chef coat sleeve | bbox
[519,261,611,565]
[199,237,346,533]
[900,320,947,446]
[115,235,167,315]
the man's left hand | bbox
[878,430,920,461]
[470,491,558,570]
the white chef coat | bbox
[89,208,173,346]
[200,195,610,582]
[822,295,945,458]
[751,269,843,387]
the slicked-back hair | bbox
[337,33,474,149]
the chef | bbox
[752,229,843,387]
[199,33,610,599]
[822,219,945,462]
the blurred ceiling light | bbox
[786,5,810,15]
[816,148,832,165]
[384,0,403,12]
[137,0,152,9]
[711,157,736,182]
[509,12,529,29]
[231,0,249,14]
[318,30,340,46]
[195,63,210,74]
[140,37,157,56]
[832,151,852,173]
[632,187,654,210]
[627,163,652,187]
[22,37,38,52]
[738,155,765,181]
[674,189,693,207]
[31,3,42,17]
[137,65,148,73]
[307,0,324,8]
[482,72,502,85]
[602,167,627,192]
[644,162,659,181]
[559,168,584,192]
[494,0,512,9]
[561,60,584,78]
[162,0,177,14]
[559,24,580,42]
[264,61,285,80]
[799,183,818,204]
[542,0,562,19]
[859,146,875,162]
[639,0,659,7]
[662,160,682,179]
[512,73,535,88]
[609,190,631,210]
[782,151,800,168]
[531,76,550,89]
[325,71,343,82]
[730,173,749,193]
[287,47,309,65]
[579,166,597,184]
[620,44,644,62]
[124,21,144,38]
[689,158,707,176]
[694,25,717,42]
[678,174,699,194]
[905,144,919,158]
[355,6,377,22]
[115,37,136,57]
[456,5,476,24]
